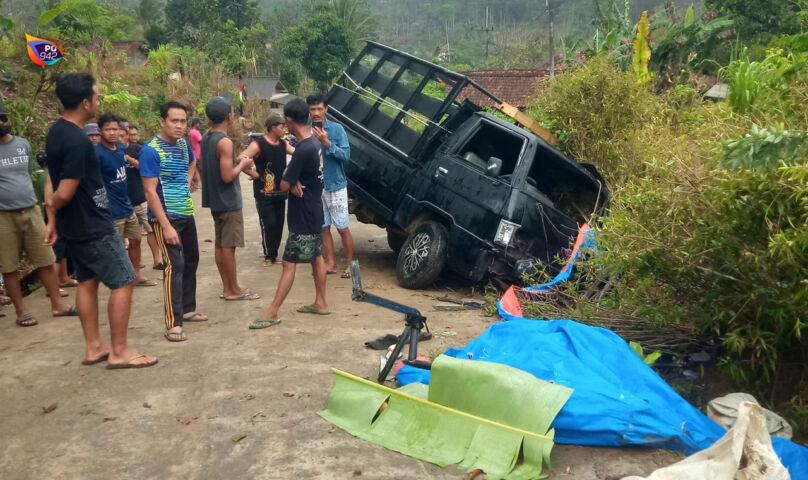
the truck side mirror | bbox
[486,157,503,177]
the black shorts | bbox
[282,232,323,264]
[67,233,136,289]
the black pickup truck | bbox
[326,42,608,289]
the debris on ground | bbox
[320,356,571,479]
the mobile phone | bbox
[312,120,324,129]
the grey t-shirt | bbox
[200,130,242,213]
[0,136,37,210]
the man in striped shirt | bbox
[140,101,206,342]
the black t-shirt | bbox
[282,136,324,234]
[125,142,146,205]
[45,118,115,242]
[252,135,288,201]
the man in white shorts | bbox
[307,93,354,278]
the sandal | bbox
[16,313,37,327]
[135,279,158,287]
[164,330,187,342]
[296,305,331,315]
[59,280,78,288]
[182,312,208,322]
[152,261,166,271]
[53,305,78,317]
[223,291,260,301]
[106,354,158,369]
[249,318,281,329]
[45,288,69,298]
[341,271,351,279]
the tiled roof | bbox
[458,69,554,108]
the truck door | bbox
[414,118,527,245]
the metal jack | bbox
[350,260,431,383]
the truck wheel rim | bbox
[403,232,431,274]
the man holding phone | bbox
[306,93,354,279]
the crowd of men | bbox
[0,72,354,368]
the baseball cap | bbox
[0,101,8,116]
[205,96,231,124]
[265,113,284,130]
[84,123,99,136]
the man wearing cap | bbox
[200,96,257,301]
[84,122,100,146]
[238,113,294,266]
[140,100,206,342]
[0,101,77,326]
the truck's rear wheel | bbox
[396,221,447,289]
[387,229,407,253]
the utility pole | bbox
[483,6,494,69]
[546,0,555,77]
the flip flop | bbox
[53,305,78,317]
[59,280,78,288]
[224,291,260,301]
[106,354,158,369]
[326,270,337,275]
[82,352,110,365]
[341,271,351,279]
[249,318,282,329]
[182,312,208,322]
[164,330,186,342]
[296,305,331,315]
[152,261,166,271]
[16,313,37,327]
[135,279,158,287]
[364,334,399,350]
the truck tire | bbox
[387,229,407,253]
[396,221,447,289]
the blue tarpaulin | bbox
[396,320,808,476]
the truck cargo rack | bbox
[327,42,557,163]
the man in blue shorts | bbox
[44,73,156,369]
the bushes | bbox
[527,55,807,423]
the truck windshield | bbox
[457,122,524,180]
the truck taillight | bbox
[494,220,519,247]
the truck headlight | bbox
[494,220,519,247]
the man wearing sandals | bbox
[307,93,354,279]
[0,101,78,327]
[95,113,156,289]
[140,101,206,342]
[200,96,259,302]
[252,98,329,329]
[44,74,156,369]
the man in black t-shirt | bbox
[239,113,295,266]
[44,73,157,369]
[251,98,328,329]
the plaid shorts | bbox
[282,232,323,264]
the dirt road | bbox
[0,179,679,479]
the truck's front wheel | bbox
[396,221,447,289]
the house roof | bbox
[240,77,288,100]
[458,69,554,109]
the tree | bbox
[705,0,802,38]
[328,0,378,47]
[279,8,354,91]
